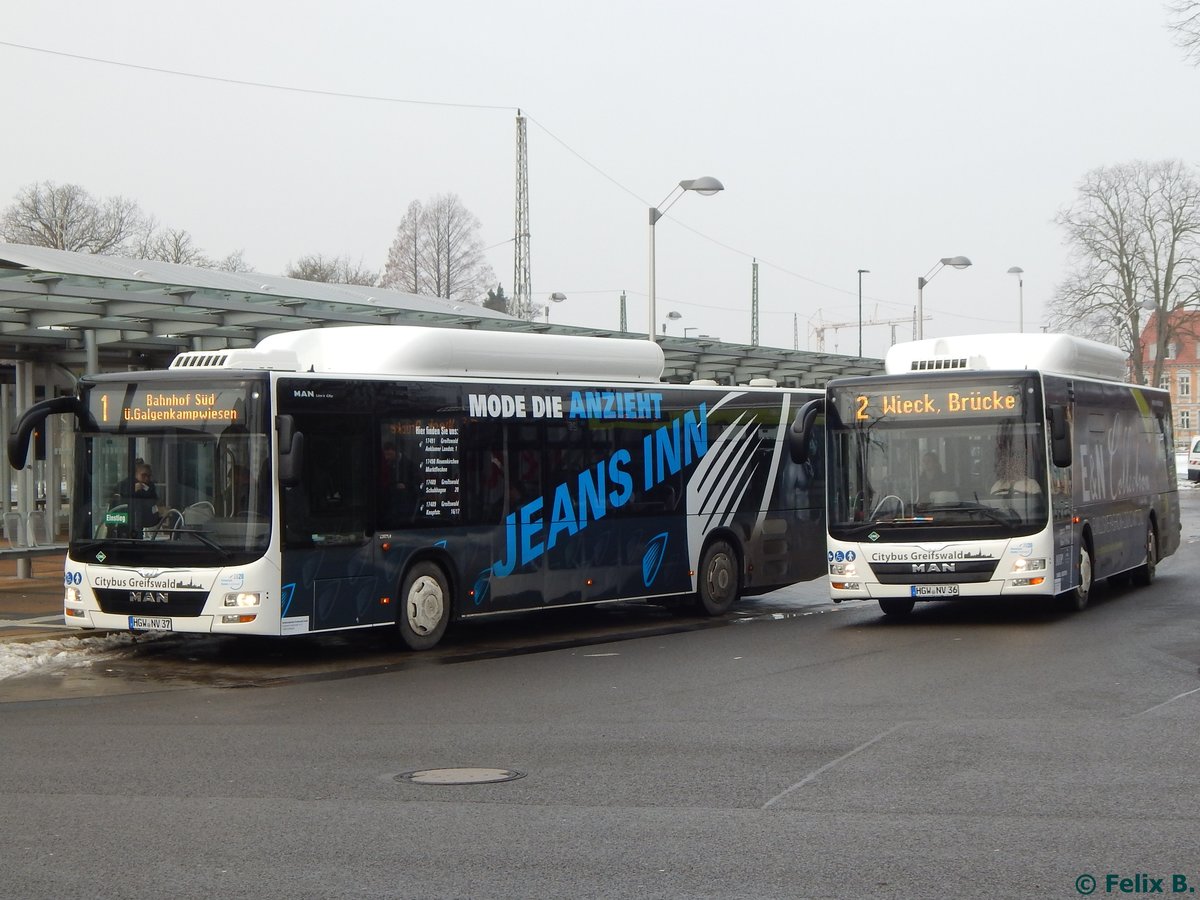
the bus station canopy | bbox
[0,243,881,387]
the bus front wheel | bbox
[1131,523,1157,587]
[1059,543,1093,612]
[695,539,739,616]
[398,562,451,651]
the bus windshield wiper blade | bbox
[171,528,232,556]
[71,537,142,552]
[835,519,928,536]
[934,504,1016,525]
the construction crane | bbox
[809,313,926,354]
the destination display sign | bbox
[86,384,251,431]
[834,381,1027,424]
[385,417,462,520]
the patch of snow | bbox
[0,632,146,682]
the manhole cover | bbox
[395,767,525,785]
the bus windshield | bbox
[827,376,1048,540]
[70,377,271,566]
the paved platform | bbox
[0,554,72,643]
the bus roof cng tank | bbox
[884,332,1129,382]
[224,325,669,382]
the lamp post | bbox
[544,291,566,323]
[916,256,972,339]
[856,268,870,357]
[662,310,682,335]
[684,326,699,339]
[648,177,724,341]
[1006,267,1024,332]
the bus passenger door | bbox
[1044,379,1077,593]
[279,412,381,631]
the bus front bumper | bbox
[828,578,1055,601]
[62,608,275,634]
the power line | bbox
[0,40,514,111]
[0,39,1017,327]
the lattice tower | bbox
[513,112,532,319]
[750,258,760,346]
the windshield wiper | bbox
[837,503,1018,534]
[74,530,233,558]
[930,503,1019,525]
[71,537,143,553]
[835,519,929,536]
[166,527,232,557]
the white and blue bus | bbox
[9,326,827,649]
[790,333,1180,615]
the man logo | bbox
[130,591,169,604]
[912,562,955,573]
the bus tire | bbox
[398,561,451,651]
[1131,523,1157,587]
[878,598,915,617]
[1059,543,1092,612]
[695,539,739,616]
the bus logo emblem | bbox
[130,591,169,604]
[642,533,669,587]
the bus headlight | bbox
[829,562,858,577]
[224,592,261,608]
[65,586,81,603]
[1010,558,1046,573]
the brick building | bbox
[1138,310,1200,448]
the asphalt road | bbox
[1,492,1199,899]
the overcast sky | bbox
[2,1,1196,359]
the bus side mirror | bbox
[276,415,304,487]
[788,398,825,464]
[1049,406,1071,468]
[8,396,86,470]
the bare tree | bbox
[381,201,427,295]
[0,181,149,254]
[1047,160,1200,385]
[215,249,252,272]
[380,194,495,305]
[285,253,378,286]
[1167,1,1200,64]
[139,226,214,267]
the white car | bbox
[1189,437,1200,481]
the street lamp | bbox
[1006,267,1024,332]
[856,268,870,357]
[662,310,682,335]
[916,256,971,339]
[544,291,566,323]
[648,176,724,341]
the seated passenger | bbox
[920,451,956,502]
[991,454,1041,495]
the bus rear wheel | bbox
[878,598,915,616]
[1131,523,1157,587]
[695,539,739,616]
[398,561,451,651]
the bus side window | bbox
[283,415,370,544]
[377,420,421,528]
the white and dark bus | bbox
[9,326,827,649]
[790,333,1180,615]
